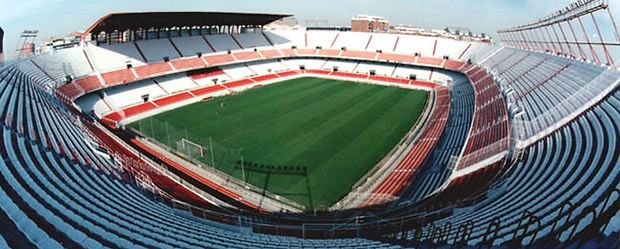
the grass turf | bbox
[129,77,428,210]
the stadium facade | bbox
[0,1,618,248]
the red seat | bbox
[331,71,367,79]
[377,53,415,63]
[444,60,465,70]
[362,86,451,206]
[259,49,282,59]
[417,57,443,66]
[171,57,205,70]
[223,78,254,88]
[102,69,136,86]
[317,49,340,56]
[341,50,376,59]
[251,74,279,82]
[74,76,102,93]
[296,48,316,56]
[457,66,509,170]
[190,84,226,96]
[205,54,235,66]
[134,62,173,79]
[188,68,225,80]
[233,51,261,61]
[56,83,83,101]
[153,92,193,107]
[122,102,157,117]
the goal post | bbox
[177,138,205,159]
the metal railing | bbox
[498,0,620,67]
[511,66,620,147]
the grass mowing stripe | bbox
[280,88,421,206]
[234,84,394,207]
[309,91,428,198]
[213,80,354,145]
[157,78,327,134]
[130,77,428,210]
[274,86,399,165]
[200,79,337,130]
[206,77,324,115]
[246,81,385,160]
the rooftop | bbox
[82,11,292,39]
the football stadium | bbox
[0,0,619,248]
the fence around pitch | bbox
[130,117,307,211]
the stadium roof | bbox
[83,11,292,39]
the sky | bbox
[0,0,615,60]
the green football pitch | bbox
[129,77,429,210]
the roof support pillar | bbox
[548,25,565,55]
[591,13,614,65]
[578,16,600,64]
[543,26,559,54]
[567,19,587,61]
[607,7,620,44]
[556,23,575,58]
